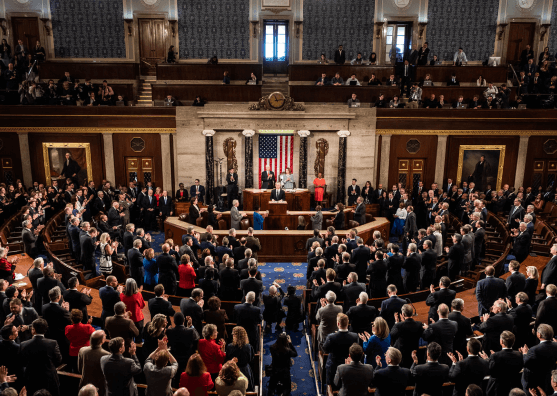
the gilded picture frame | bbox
[457,145,505,192]
[42,142,93,186]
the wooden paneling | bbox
[507,23,536,64]
[444,136,520,189]
[156,64,263,81]
[414,66,508,83]
[39,62,140,80]
[421,86,516,103]
[523,136,557,188]
[0,133,23,185]
[27,133,105,186]
[11,17,40,50]
[388,135,438,189]
[243,189,311,211]
[288,65,395,82]
[112,134,163,189]
[139,19,167,60]
[289,85,400,103]
[151,84,262,102]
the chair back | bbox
[218,219,228,230]
[240,219,250,230]
[348,220,359,229]
[196,217,204,228]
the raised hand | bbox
[375,355,382,367]
[411,350,418,364]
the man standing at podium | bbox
[271,182,286,202]
[261,165,275,189]
[226,168,238,210]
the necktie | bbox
[149,197,152,204]
[196,186,199,192]
[405,65,408,76]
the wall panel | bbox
[523,135,557,189]
[388,135,438,190]
[112,133,163,189]
[0,133,23,185]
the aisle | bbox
[258,262,317,396]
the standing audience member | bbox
[410,342,450,396]
[65,309,95,373]
[214,360,248,396]
[77,330,110,395]
[167,312,199,389]
[334,343,374,396]
[225,326,255,392]
[101,337,142,396]
[373,347,412,396]
[120,278,146,344]
[267,333,298,396]
[447,338,489,396]
[143,337,179,396]
[198,323,226,383]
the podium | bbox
[268,201,287,216]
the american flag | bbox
[258,134,294,188]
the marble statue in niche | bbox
[223,137,238,172]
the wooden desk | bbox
[175,202,208,216]
[289,65,395,82]
[156,64,263,80]
[243,189,311,211]
[151,84,262,102]
[9,253,34,292]
[415,66,508,83]
[40,62,140,80]
[289,85,400,103]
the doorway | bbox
[531,160,557,192]
[398,159,424,192]
[385,22,413,64]
[263,20,289,75]
[11,17,40,50]
[126,157,155,187]
[506,22,536,65]
[138,18,167,71]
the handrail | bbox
[140,58,153,67]
[509,63,519,85]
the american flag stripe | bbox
[258,134,294,188]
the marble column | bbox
[160,133,172,192]
[337,131,350,205]
[379,134,391,187]
[102,133,116,184]
[297,130,310,188]
[434,135,448,185]
[18,133,33,187]
[514,136,529,189]
[242,130,255,189]
[203,130,216,204]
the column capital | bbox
[242,129,256,137]
[297,130,311,137]
[337,130,351,138]
[202,129,216,137]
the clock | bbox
[267,92,286,110]
[130,137,145,153]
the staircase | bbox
[262,74,289,97]
[136,67,156,107]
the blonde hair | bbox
[373,317,389,339]
[99,233,110,244]
[526,266,538,280]
[145,248,155,260]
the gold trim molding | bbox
[456,145,505,192]
[3,128,176,134]
[42,142,93,186]
[376,129,557,136]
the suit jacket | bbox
[541,255,557,286]
[80,233,96,267]
[61,158,81,179]
[156,252,179,289]
[404,212,418,238]
[174,189,189,202]
[233,302,262,348]
[373,365,412,396]
[447,242,464,278]
[506,271,526,300]
[426,288,456,321]
[353,203,366,225]
[0,339,22,385]
[390,318,424,368]
[347,185,361,205]
[475,277,507,315]
[316,303,343,344]
[478,313,514,354]
[334,361,374,396]
[36,277,66,314]
[507,205,525,225]
[190,185,205,203]
[422,319,458,365]
[509,303,534,346]
[240,277,263,305]
[346,303,376,333]
[534,297,557,334]
[219,267,240,296]
[41,302,71,348]
[523,341,557,394]
[78,346,111,394]
[486,348,524,396]
[312,281,343,301]
[179,298,204,334]
[323,329,359,364]
[64,289,93,323]
[402,253,421,292]
[245,236,261,259]
[513,231,532,262]
[22,228,37,255]
[334,50,346,64]
[448,356,490,396]
[474,228,486,259]
[104,316,139,350]
[158,195,173,215]
[448,311,473,355]
[230,206,243,230]
[166,324,200,367]
[20,336,63,396]
[127,248,144,282]
[100,353,142,396]
[99,285,121,321]
[350,245,370,280]
[270,188,285,201]
[380,296,407,330]
[148,297,175,322]
[342,282,366,311]
[261,171,275,189]
[306,236,325,251]
[411,361,450,396]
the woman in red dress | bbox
[313,172,326,206]
[178,254,197,297]
[198,323,226,383]
[179,353,214,395]
[120,278,146,343]
[65,309,95,372]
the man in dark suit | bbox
[334,343,374,396]
[128,239,144,288]
[541,246,557,289]
[64,276,93,323]
[5,298,38,343]
[478,300,514,354]
[179,288,205,334]
[373,347,412,396]
[352,196,366,225]
[399,59,414,96]
[475,265,507,315]
[156,244,179,295]
[99,276,122,326]
[261,164,276,189]
[521,324,557,394]
[445,234,464,281]
[520,44,534,65]
[219,257,240,299]
[306,229,325,251]
[420,240,438,290]
[0,324,22,390]
[122,223,135,258]
[449,298,473,356]
[142,189,158,230]
[41,286,71,360]
[410,342,450,396]
[232,237,247,263]
[28,259,44,314]
[473,220,486,268]
[350,238,370,281]
[100,337,142,396]
[447,73,460,86]
[104,302,139,354]
[447,338,489,396]
[190,179,205,204]
[22,220,39,259]
[245,227,262,260]
[508,292,534,348]
[80,227,98,273]
[240,267,264,306]
[508,198,525,227]
[403,243,421,293]
[534,284,557,334]
[36,267,66,316]
[270,182,285,202]
[425,276,456,322]
[323,313,359,395]
[422,304,458,366]
[166,312,199,388]
[482,330,524,396]
[506,260,526,302]
[262,283,285,334]
[346,291,376,333]
[390,304,424,368]
[158,190,174,223]
[512,222,532,263]
[149,284,175,324]
[333,45,346,65]
[381,285,407,330]
[342,272,366,312]
[234,292,263,352]
[336,252,357,284]
[226,168,239,209]
[311,268,343,301]
[347,179,360,206]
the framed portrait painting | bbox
[42,143,93,186]
[457,145,505,192]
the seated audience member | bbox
[411,342,450,396]
[167,45,177,63]
[315,73,329,86]
[447,73,460,86]
[369,52,378,64]
[323,313,358,394]
[447,338,489,396]
[84,92,99,106]
[333,343,374,396]
[469,95,482,109]
[424,93,440,108]
[318,53,329,64]
[144,337,179,396]
[345,74,361,86]
[115,95,126,106]
[208,55,218,64]
[77,330,110,395]
[222,71,230,85]
[453,95,466,109]
[347,93,360,107]
[98,80,114,105]
[498,84,511,109]
[179,353,214,395]
[331,72,344,86]
[375,94,387,108]
[192,96,205,106]
[386,74,397,86]
[164,95,177,106]
[283,285,303,331]
[453,48,468,66]
[484,82,498,98]
[351,52,365,65]
[438,94,447,108]
[389,95,402,108]
[368,73,382,85]
[373,347,412,396]
[483,95,496,109]
[214,360,248,396]
[430,54,440,65]
[245,72,258,85]
[422,73,434,86]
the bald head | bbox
[78,384,98,396]
[173,389,190,396]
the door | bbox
[398,159,425,192]
[385,22,413,64]
[11,17,40,50]
[138,19,167,68]
[531,160,557,192]
[126,157,155,187]
[506,22,536,65]
[263,20,289,75]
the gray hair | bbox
[136,228,145,236]
[408,243,417,253]
[133,239,142,248]
[232,199,239,206]
[204,256,213,266]
[246,291,256,303]
[22,220,31,228]
[114,301,126,315]
[326,291,336,303]
[359,292,368,303]
[33,257,44,268]
[524,214,532,222]
[245,248,252,257]
[248,258,257,267]
[202,323,217,339]
[126,223,135,231]
[124,278,138,296]
[373,231,381,239]
[315,247,323,256]
[48,286,61,301]
[78,384,98,396]
[348,272,358,282]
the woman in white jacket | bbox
[391,202,407,240]
[433,223,443,257]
